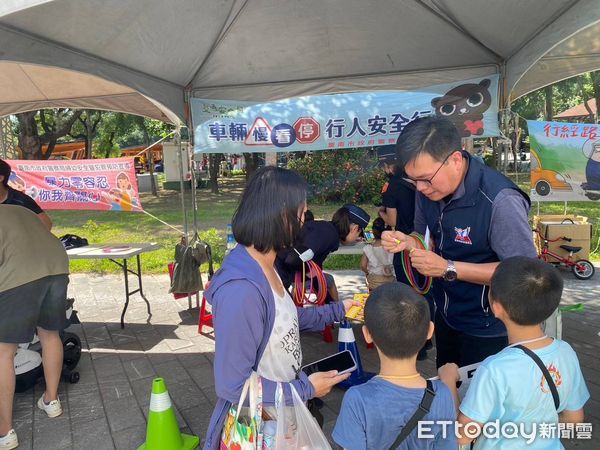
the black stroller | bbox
[15,298,82,392]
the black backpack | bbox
[59,234,89,250]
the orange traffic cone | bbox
[137,378,199,450]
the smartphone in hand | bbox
[301,350,357,377]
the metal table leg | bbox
[110,255,153,328]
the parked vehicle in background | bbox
[530,148,572,196]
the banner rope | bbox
[138,208,185,235]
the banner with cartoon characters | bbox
[192,75,500,153]
[527,120,600,201]
[6,158,143,211]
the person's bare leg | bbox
[0,343,17,435]
[37,328,62,402]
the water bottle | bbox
[262,420,277,450]
[226,223,236,254]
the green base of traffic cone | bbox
[137,378,200,450]
[138,433,199,450]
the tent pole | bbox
[184,90,200,236]
[186,92,201,309]
[176,128,189,243]
[189,140,199,235]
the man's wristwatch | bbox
[443,260,458,282]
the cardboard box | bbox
[533,215,592,260]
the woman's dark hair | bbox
[232,166,307,253]
[0,159,11,187]
[331,207,352,241]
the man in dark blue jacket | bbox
[382,116,537,368]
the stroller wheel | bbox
[69,371,80,384]
[62,332,81,371]
[61,369,80,384]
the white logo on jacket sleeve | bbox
[454,226,473,245]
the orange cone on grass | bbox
[137,378,199,450]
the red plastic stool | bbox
[323,324,334,343]
[198,294,213,333]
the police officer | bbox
[382,117,537,368]
[377,145,416,284]
[277,204,370,302]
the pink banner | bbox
[7,158,143,211]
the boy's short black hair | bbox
[232,166,307,253]
[364,283,430,359]
[490,256,563,325]
[0,159,11,187]
[304,209,314,222]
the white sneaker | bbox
[37,395,63,418]
[0,429,18,449]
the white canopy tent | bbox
[0,0,599,127]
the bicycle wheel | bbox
[572,260,595,280]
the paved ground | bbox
[11,266,600,449]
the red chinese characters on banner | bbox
[6,158,143,211]
[544,123,598,140]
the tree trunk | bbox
[104,131,115,158]
[16,111,42,160]
[17,109,83,160]
[85,132,93,159]
[578,76,595,123]
[490,138,499,169]
[209,153,220,193]
[243,152,261,181]
[544,86,553,121]
[589,71,600,123]
[44,139,58,160]
[142,128,158,197]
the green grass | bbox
[51,175,599,275]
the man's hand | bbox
[381,230,416,253]
[410,249,448,277]
[308,370,351,398]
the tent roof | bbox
[554,98,598,120]
[0,0,599,123]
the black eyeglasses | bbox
[404,151,455,187]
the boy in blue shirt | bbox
[333,283,457,449]
[439,256,590,449]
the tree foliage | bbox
[512,71,599,123]
[13,109,173,160]
[288,148,386,205]
[69,109,103,158]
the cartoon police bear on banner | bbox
[431,79,492,138]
